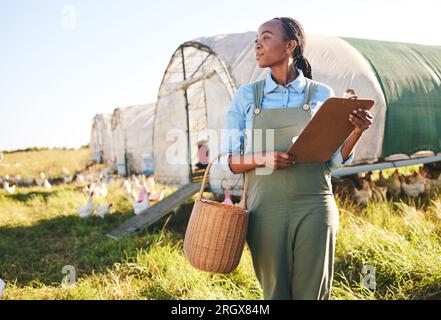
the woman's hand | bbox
[349,108,373,135]
[257,151,295,170]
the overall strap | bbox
[243,79,265,153]
[302,78,319,115]
[252,79,266,112]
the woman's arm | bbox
[228,151,294,174]
[341,108,373,160]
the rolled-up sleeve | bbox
[313,84,355,172]
[218,86,247,174]
[326,145,354,171]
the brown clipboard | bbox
[287,97,374,163]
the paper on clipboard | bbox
[287,97,374,163]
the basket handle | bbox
[198,153,248,210]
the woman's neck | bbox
[270,62,298,86]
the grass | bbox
[0,148,91,179]
[0,148,440,300]
[332,196,441,300]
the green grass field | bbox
[0,148,91,179]
[0,149,440,300]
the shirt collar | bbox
[264,68,306,94]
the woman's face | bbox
[255,19,295,68]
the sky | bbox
[0,0,440,151]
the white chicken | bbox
[146,175,156,194]
[399,175,425,197]
[77,193,95,218]
[35,172,46,187]
[133,186,150,215]
[3,181,16,194]
[0,277,5,297]
[96,203,112,218]
[123,179,132,198]
[95,182,108,198]
[132,175,142,190]
[353,180,372,205]
[75,174,85,184]
[63,175,74,184]
[149,186,166,202]
[44,179,52,189]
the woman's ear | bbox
[286,39,297,54]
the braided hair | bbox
[273,17,312,79]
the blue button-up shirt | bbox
[218,68,354,173]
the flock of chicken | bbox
[334,166,441,206]
[1,167,166,219]
[1,172,55,194]
[76,173,166,218]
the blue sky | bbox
[0,0,440,151]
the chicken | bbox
[0,277,5,298]
[146,175,156,194]
[133,186,150,215]
[411,169,431,195]
[35,172,46,187]
[75,174,85,184]
[96,203,112,218]
[376,171,388,187]
[77,193,95,218]
[368,171,387,201]
[63,175,74,184]
[44,179,52,189]
[149,186,166,202]
[387,169,402,198]
[3,181,16,194]
[123,179,132,198]
[353,180,372,205]
[429,173,441,190]
[94,182,108,198]
[399,175,424,197]
[408,171,425,185]
[222,190,234,205]
[133,197,150,215]
[132,175,142,192]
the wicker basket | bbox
[183,153,249,274]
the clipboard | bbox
[287,97,374,163]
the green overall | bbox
[244,78,339,300]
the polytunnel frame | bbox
[111,108,130,176]
[90,114,113,163]
[152,40,236,185]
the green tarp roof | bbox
[342,37,441,159]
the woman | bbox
[218,17,373,300]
